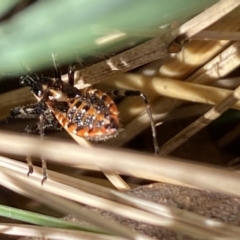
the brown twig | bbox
[68,35,179,86]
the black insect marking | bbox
[76,125,84,132]
[106,118,119,130]
[53,101,69,112]
[75,100,82,108]
[62,84,79,98]
[101,94,108,102]
[82,105,90,112]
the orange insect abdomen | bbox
[48,87,120,141]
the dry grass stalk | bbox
[153,104,211,122]
[0,167,150,240]
[101,74,240,123]
[2,223,125,240]
[193,30,240,41]
[3,8,240,145]
[108,39,240,147]
[186,41,240,84]
[1,156,240,240]
[159,83,240,154]
[69,1,240,86]
[160,6,240,79]
[69,133,130,190]
[0,1,239,238]
[0,131,240,196]
[69,35,177,87]
[106,7,240,146]
[172,0,240,40]
[151,77,240,110]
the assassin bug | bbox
[10,55,159,183]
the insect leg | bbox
[42,108,62,131]
[11,102,61,131]
[26,155,33,176]
[11,102,42,175]
[38,113,47,185]
[10,102,44,119]
[107,89,159,154]
[36,106,62,184]
[11,102,60,181]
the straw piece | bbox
[106,7,240,146]
[193,30,240,41]
[151,77,240,111]
[68,35,176,86]
[1,157,240,240]
[4,9,240,145]
[101,74,240,125]
[69,133,130,191]
[0,131,240,197]
[160,6,240,79]
[186,41,240,84]
[64,1,240,86]
[109,40,240,146]
[0,223,127,240]
[172,0,240,40]
[0,168,150,240]
[159,84,240,155]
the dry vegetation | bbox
[0,1,240,239]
